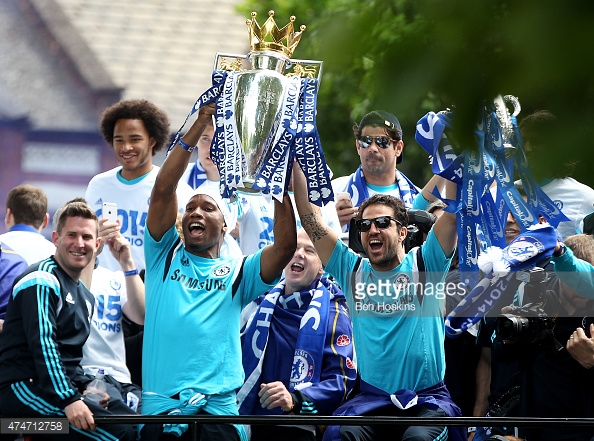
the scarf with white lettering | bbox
[345,165,420,208]
[237,276,341,414]
[445,223,557,337]
[186,160,208,190]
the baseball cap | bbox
[358,110,404,163]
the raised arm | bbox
[108,232,145,325]
[292,162,338,266]
[431,177,458,257]
[259,195,297,284]
[552,243,594,298]
[147,104,215,240]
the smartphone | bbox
[335,192,353,207]
[102,202,118,224]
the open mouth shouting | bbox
[188,221,206,236]
[290,262,304,273]
[367,238,384,254]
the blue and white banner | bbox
[251,76,302,198]
[445,223,557,336]
[172,70,333,205]
[167,70,228,156]
[293,78,334,206]
[416,98,567,295]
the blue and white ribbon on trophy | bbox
[167,70,228,156]
[293,78,334,206]
[415,111,464,185]
[415,96,568,304]
[212,71,244,199]
[511,118,569,228]
[416,96,572,338]
[251,76,302,198]
[169,70,333,206]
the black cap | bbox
[358,110,404,163]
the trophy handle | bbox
[284,59,323,82]
[214,52,249,72]
[504,95,521,117]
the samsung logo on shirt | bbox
[170,270,227,291]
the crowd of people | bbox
[0,97,593,441]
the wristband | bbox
[178,138,196,153]
[553,242,566,257]
[124,269,139,277]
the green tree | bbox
[237,0,594,186]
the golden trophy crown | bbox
[246,10,306,58]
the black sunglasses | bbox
[357,136,395,149]
[356,216,402,232]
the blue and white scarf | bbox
[186,160,208,190]
[345,165,420,208]
[445,223,557,337]
[238,277,342,415]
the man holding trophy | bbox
[139,10,338,441]
[140,99,297,441]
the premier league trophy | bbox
[207,11,333,206]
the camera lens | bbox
[496,314,530,341]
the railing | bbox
[91,415,594,428]
[92,415,594,428]
[4,415,594,439]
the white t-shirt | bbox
[237,192,341,255]
[85,166,194,271]
[540,177,594,240]
[82,266,131,384]
[0,230,55,265]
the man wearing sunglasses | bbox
[332,110,422,231]
[293,162,464,441]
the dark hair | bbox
[352,123,402,142]
[53,199,98,235]
[518,110,557,147]
[356,194,408,226]
[519,110,575,178]
[99,99,170,155]
[352,110,402,141]
[6,184,48,229]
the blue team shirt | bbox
[0,243,28,320]
[142,225,276,408]
[325,230,452,393]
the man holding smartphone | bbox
[331,111,422,231]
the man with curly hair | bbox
[85,99,193,272]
